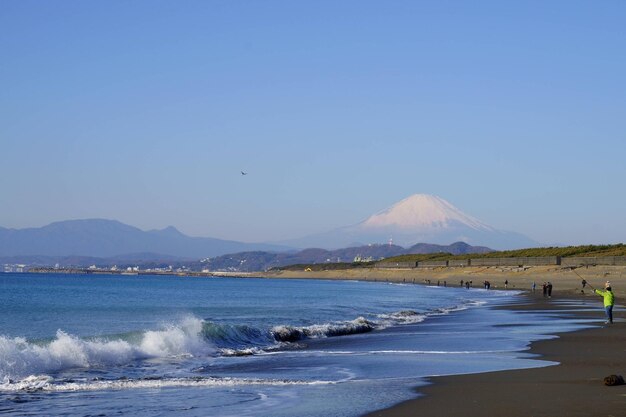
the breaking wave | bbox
[0,299,482,385]
[271,317,375,342]
[0,317,213,382]
[377,310,426,324]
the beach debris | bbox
[603,374,624,386]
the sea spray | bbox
[139,316,213,357]
[0,316,214,382]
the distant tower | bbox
[388,237,393,246]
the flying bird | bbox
[241,171,248,175]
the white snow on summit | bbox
[281,193,538,250]
[361,194,494,231]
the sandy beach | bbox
[366,295,626,417]
[265,266,626,416]
[263,265,626,297]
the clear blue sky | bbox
[1,1,625,246]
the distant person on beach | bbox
[504,279,508,289]
[460,280,464,287]
[581,279,587,289]
[547,282,553,298]
[532,281,536,292]
[593,285,615,324]
[542,282,547,297]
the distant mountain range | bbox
[0,253,190,268]
[0,194,538,264]
[199,241,493,272]
[0,219,290,259]
[1,241,491,271]
[281,194,538,250]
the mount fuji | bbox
[284,194,538,250]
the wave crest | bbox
[0,317,214,381]
[271,317,375,342]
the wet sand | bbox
[364,292,625,417]
[264,265,626,416]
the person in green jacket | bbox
[594,285,615,324]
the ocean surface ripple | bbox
[0,273,591,417]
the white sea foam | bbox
[0,375,333,393]
[220,347,264,357]
[139,316,212,357]
[377,310,427,324]
[0,317,214,381]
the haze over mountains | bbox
[283,194,538,250]
[0,219,289,259]
[0,194,538,265]
[202,241,492,272]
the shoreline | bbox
[24,264,626,298]
[364,292,625,417]
[261,265,626,297]
[9,267,624,415]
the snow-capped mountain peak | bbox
[361,194,493,231]
[281,194,538,250]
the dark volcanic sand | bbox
[366,294,626,417]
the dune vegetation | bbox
[275,243,626,271]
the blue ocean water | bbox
[0,273,591,416]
